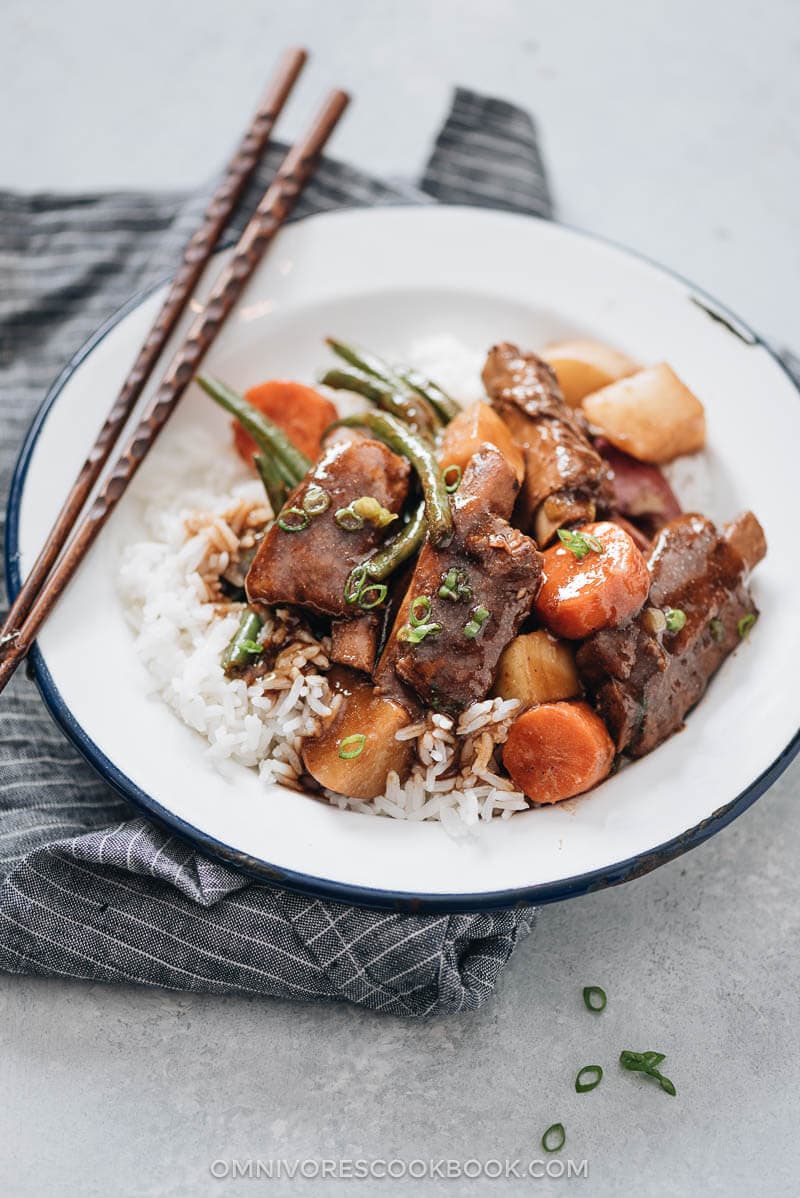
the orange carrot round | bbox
[503,701,615,804]
[534,521,650,639]
[234,380,338,466]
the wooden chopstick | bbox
[0,87,350,697]
[0,45,307,658]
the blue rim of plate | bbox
[5,208,800,913]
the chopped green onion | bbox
[443,464,462,493]
[664,607,687,633]
[302,485,331,516]
[397,621,443,645]
[582,985,607,1012]
[738,612,757,638]
[463,605,490,640]
[557,528,605,560]
[438,567,472,602]
[351,495,398,529]
[541,1123,565,1154]
[410,596,433,627]
[620,1050,676,1097]
[338,734,366,760]
[344,564,368,606]
[335,506,365,531]
[277,507,310,533]
[359,584,388,610]
[709,616,725,643]
[575,1065,603,1093]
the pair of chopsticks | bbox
[0,47,348,696]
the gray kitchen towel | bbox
[0,89,550,1015]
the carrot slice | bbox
[534,520,650,639]
[503,701,615,804]
[233,380,338,466]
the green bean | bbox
[271,452,303,489]
[335,412,453,547]
[254,453,288,516]
[320,367,404,414]
[396,367,460,424]
[325,338,405,387]
[320,367,437,436]
[196,375,311,484]
[363,501,426,581]
[325,337,457,426]
[221,608,263,674]
[342,502,426,607]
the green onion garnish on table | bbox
[541,1123,565,1153]
[582,985,607,1012]
[619,1050,676,1096]
[575,1065,603,1093]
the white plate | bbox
[7,206,800,910]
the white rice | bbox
[117,428,527,833]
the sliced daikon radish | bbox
[542,339,639,407]
[582,364,706,463]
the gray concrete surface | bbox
[1,1,799,1195]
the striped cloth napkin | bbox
[0,90,549,1016]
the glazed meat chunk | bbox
[576,511,766,757]
[246,438,410,617]
[482,342,610,544]
[329,613,381,675]
[375,445,543,713]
